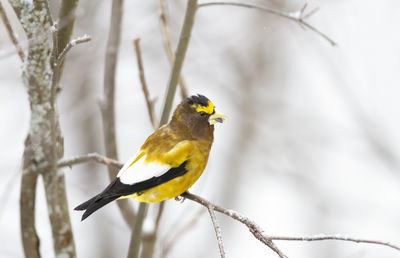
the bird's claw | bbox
[175,196,186,203]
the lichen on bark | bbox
[8,0,76,257]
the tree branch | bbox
[0,1,25,61]
[159,0,189,99]
[101,0,136,229]
[206,204,226,258]
[159,0,198,125]
[9,0,77,256]
[56,34,91,65]
[133,38,157,128]
[197,2,337,46]
[20,170,41,258]
[127,203,149,258]
[182,192,288,258]
[130,1,199,256]
[57,0,79,56]
[266,234,400,251]
[58,152,400,256]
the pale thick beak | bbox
[208,110,227,125]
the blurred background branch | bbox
[159,0,188,99]
[198,2,337,46]
[0,1,24,61]
[100,0,136,229]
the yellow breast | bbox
[135,140,210,203]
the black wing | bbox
[75,161,188,221]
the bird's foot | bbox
[175,196,186,203]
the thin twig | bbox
[159,0,198,125]
[206,204,226,258]
[159,0,189,99]
[56,34,91,65]
[26,152,122,175]
[182,192,288,258]
[266,234,400,251]
[133,38,157,128]
[197,2,337,46]
[58,152,122,169]
[0,2,25,61]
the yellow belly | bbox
[120,139,211,203]
[135,164,204,203]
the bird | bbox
[75,94,226,221]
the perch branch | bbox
[182,192,287,258]
[207,204,226,258]
[0,2,25,61]
[133,38,157,128]
[159,0,189,99]
[197,2,337,46]
[59,153,400,256]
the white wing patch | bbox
[117,152,171,185]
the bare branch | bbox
[128,203,149,258]
[197,2,337,46]
[60,153,400,256]
[56,34,91,65]
[20,171,41,258]
[140,201,165,258]
[101,0,136,229]
[58,152,122,169]
[134,1,199,255]
[0,2,25,61]
[266,234,400,251]
[159,0,198,125]
[206,204,226,258]
[133,38,157,128]
[159,0,189,99]
[182,192,288,258]
[56,0,79,57]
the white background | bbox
[1,0,400,257]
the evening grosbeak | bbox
[75,94,226,220]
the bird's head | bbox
[186,94,226,125]
[171,94,226,138]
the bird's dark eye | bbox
[199,111,207,117]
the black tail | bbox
[75,194,120,221]
[75,178,124,221]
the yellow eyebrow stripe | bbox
[194,101,215,114]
